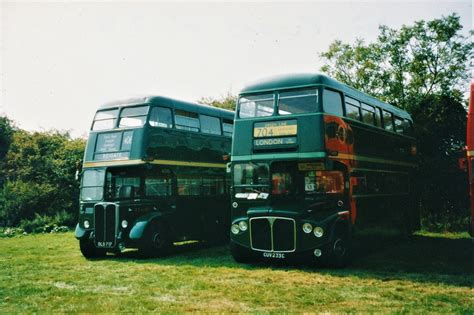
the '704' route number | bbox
[263,252,286,259]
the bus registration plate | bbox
[262,252,286,259]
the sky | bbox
[1,0,472,138]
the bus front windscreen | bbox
[233,163,270,199]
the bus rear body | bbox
[76,96,234,258]
[230,73,417,267]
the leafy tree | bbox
[319,14,473,231]
[0,130,85,226]
[198,92,237,111]
[320,13,473,110]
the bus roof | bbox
[99,95,234,120]
[240,73,411,120]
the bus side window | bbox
[323,89,344,116]
[202,177,225,195]
[383,110,394,131]
[177,175,201,195]
[200,115,221,135]
[223,120,233,137]
[361,103,376,126]
[375,107,383,128]
[149,107,172,128]
[345,96,361,121]
[175,110,200,132]
[394,116,405,134]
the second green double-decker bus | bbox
[229,73,417,267]
[75,96,234,258]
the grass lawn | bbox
[0,231,472,312]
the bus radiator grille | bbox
[250,218,272,251]
[94,203,117,248]
[250,217,296,252]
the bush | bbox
[20,211,73,234]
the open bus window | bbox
[92,109,118,131]
[119,105,149,128]
[345,97,361,121]
[80,169,105,201]
[239,94,274,118]
[272,172,293,195]
[149,107,172,128]
[362,104,376,126]
[175,110,200,132]
[304,171,344,194]
[145,177,172,196]
[278,88,318,115]
[383,110,394,131]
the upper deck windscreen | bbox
[238,88,319,118]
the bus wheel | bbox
[324,228,351,268]
[230,241,256,263]
[139,221,170,257]
[79,239,106,259]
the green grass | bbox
[0,232,472,312]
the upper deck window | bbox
[361,104,376,126]
[383,110,394,131]
[223,120,233,137]
[394,117,412,135]
[175,110,200,132]
[119,105,149,128]
[239,94,274,118]
[149,107,172,128]
[345,97,361,121]
[323,89,344,116]
[200,115,221,135]
[92,109,119,131]
[278,88,318,115]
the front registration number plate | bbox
[96,241,113,248]
[263,252,286,259]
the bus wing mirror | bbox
[226,162,231,174]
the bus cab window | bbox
[119,105,149,128]
[278,88,318,115]
[272,172,292,195]
[323,89,343,117]
[149,107,172,128]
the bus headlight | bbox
[231,224,240,235]
[314,226,324,238]
[302,223,313,234]
[121,220,128,229]
[238,221,248,232]
[83,220,90,229]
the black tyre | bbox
[79,239,107,259]
[230,241,256,263]
[323,227,352,268]
[139,221,171,258]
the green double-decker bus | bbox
[229,73,418,267]
[75,96,234,258]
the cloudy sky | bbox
[1,0,472,137]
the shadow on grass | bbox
[106,234,473,287]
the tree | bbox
[198,91,237,111]
[320,13,473,110]
[0,130,85,226]
[319,14,473,231]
